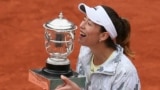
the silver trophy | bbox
[42,12,76,77]
[28,12,85,90]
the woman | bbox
[55,3,141,90]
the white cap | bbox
[78,3,117,39]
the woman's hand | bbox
[55,75,81,90]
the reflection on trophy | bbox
[28,12,85,90]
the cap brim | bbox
[78,3,93,14]
[78,3,101,25]
[78,3,86,13]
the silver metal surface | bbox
[43,12,77,65]
[43,12,77,31]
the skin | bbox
[55,75,81,90]
[79,16,114,65]
[55,16,115,90]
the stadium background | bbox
[0,0,160,90]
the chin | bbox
[78,38,88,46]
[78,40,84,46]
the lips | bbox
[80,31,86,37]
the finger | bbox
[56,75,81,90]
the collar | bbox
[95,45,123,75]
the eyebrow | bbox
[84,16,92,22]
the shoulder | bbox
[112,54,138,81]
[76,46,92,74]
[118,54,137,72]
[78,46,92,63]
[115,45,138,75]
[112,54,141,89]
[114,54,139,82]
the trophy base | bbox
[42,63,73,77]
[28,69,86,90]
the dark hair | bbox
[101,5,134,58]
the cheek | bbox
[87,32,100,43]
[88,27,101,38]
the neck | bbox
[91,44,115,65]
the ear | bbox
[99,32,109,42]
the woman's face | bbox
[78,16,102,47]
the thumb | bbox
[60,75,81,90]
[60,75,72,85]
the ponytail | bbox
[116,18,134,58]
[101,5,134,58]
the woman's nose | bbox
[79,21,86,29]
